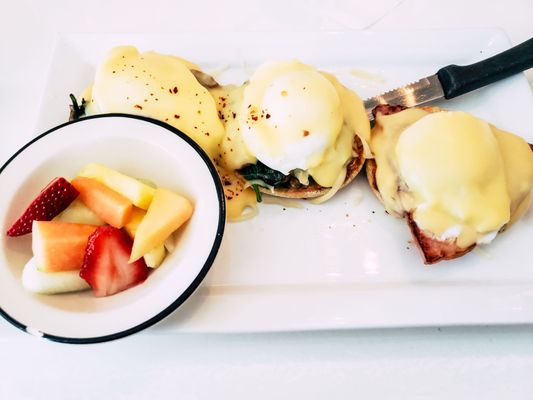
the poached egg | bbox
[214,61,370,188]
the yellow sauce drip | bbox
[217,167,257,221]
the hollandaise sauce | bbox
[371,109,533,248]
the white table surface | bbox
[1,1,532,398]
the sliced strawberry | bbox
[80,226,149,297]
[7,177,79,237]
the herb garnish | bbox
[251,184,262,203]
[69,94,86,121]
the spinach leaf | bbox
[238,161,287,187]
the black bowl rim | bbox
[0,113,226,344]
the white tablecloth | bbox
[1,1,532,398]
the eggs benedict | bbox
[367,105,533,264]
[212,61,371,201]
[76,46,225,160]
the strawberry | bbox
[80,226,149,297]
[7,177,79,236]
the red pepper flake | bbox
[173,86,178,94]
[266,113,271,119]
[168,89,172,94]
[204,132,210,136]
[247,104,251,108]
[232,112,236,119]
[303,130,310,137]
[174,114,180,119]
[251,115,258,121]
[134,105,143,110]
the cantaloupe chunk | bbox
[71,177,133,228]
[78,163,155,209]
[124,207,146,238]
[130,188,193,262]
[32,221,97,272]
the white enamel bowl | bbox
[0,114,225,343]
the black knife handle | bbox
[437,37,533,99]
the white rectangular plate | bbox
[33,29,533,333]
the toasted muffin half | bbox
[367,104,533,264]
[254,134,366,199]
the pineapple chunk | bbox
[78,163,155,210]
[124,207,146,238]
[143,245,166,268]
[130,188,193,262]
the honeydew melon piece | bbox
[143,245,166,268]
[22,258,89,294]
[53,198,105,226]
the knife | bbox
[364,37,533,120]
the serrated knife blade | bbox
[363,37,533,121]
[364,75,444,120]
